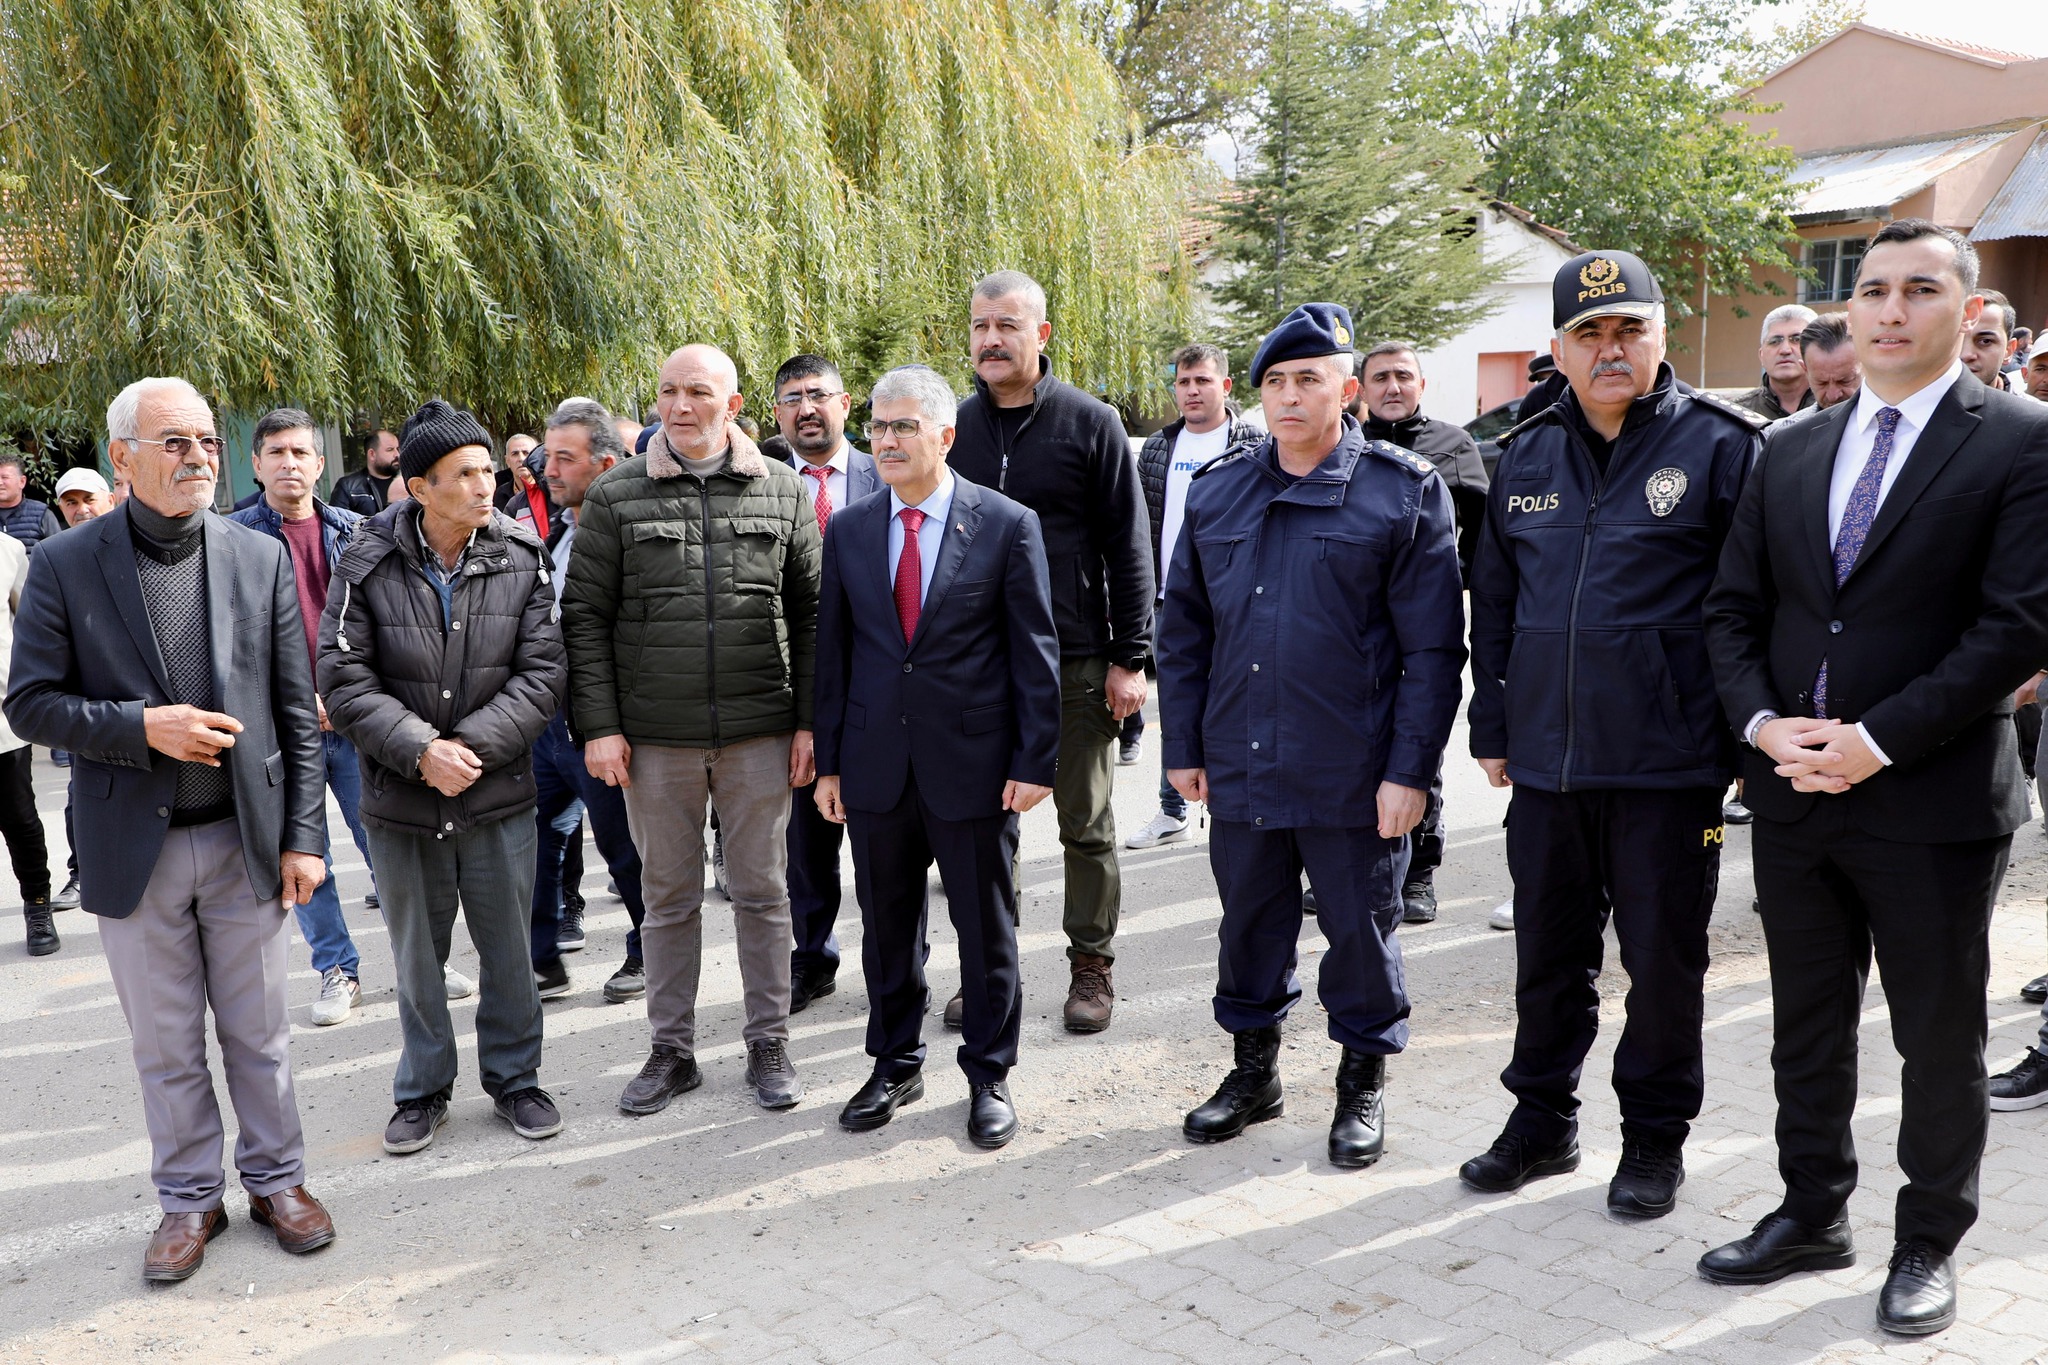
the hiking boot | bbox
[603,955,646,1003]
[620,1045,701,1115]
[1184,1026,1283,1143]
[382,1097,450,1155]
[745,1038,804,1109]
[309,967,359,1026]
[1064,954,1114,1033]
[1328,1048,1385,1168]
[494,1086,562,1140]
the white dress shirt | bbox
[1747,359,1965,765]
[790,443,851,519]
[887,470,956,607]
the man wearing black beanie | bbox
[320,399,571,1154]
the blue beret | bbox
[1250,303,1356,386]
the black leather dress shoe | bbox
[967,1080,1018,1149]
[789,963,837,1015]
[2023,972,2048,1005]
[1459,1129,1579,1193]
[840,1070,924,1132]
[1698,1211,1855,1285]
[1877,1240,1956,1336]
[1328,1049,1384,1168]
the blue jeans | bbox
[292,731,375,978]
[530,710,646,966]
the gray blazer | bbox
[4,505,326,918]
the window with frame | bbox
[1802,238,1866,304]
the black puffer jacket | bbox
[318,503,567,837]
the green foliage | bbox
[1208,1,1504,374]
[1050,0,1271,144]
[0,0,1198,439]
[1377,0,1805,319]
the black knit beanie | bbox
[398,400,494,485]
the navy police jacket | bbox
[1467,364,1760,790]
[1157,418,1466,828]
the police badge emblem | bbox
[1645,467,1688,517]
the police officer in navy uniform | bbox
[1461,251,1763,1214]
[1158,303,1466,1169]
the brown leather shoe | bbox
[1064,953,1114,1033]
[247,1186,336,1254]
[142,1207,226,1282]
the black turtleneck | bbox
[127,497,207,564]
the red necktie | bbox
[894,508,926,644]
[804,464,833,536]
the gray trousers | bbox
[367,816,544,1104]
[623,733,794,1053]
[98,819,306,1212]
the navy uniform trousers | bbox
[788,779,846,975]
[1501,785,1722,1148]
[529,710,645,965]
[846,768,1022,1084]
[1211,819,1412,1054]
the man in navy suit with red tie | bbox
[812,365,1062,1150]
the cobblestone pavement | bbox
[4,701,2047,1364]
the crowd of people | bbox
[8,223,2048,1343]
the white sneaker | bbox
[310,967,360,1026]
[444,964,477,1000]
[1489,900,1514,931]
[1125,810,1190,849]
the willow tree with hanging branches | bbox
[0,0,1198,439]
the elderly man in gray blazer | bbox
[5,376,335,1284]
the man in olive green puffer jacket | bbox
[563,343,822,1117]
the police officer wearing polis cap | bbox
[1158,303,1465,1169]
[1462,251,1763,1215]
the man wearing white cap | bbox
[54,468,116,528]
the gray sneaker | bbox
[619,1045,702,1115]
[494,1086,562,1140]
[746,1039,805,1110]
[383,1098,449,1155]
[309,966,360,1026]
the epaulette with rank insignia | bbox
[1688,389,1770,431]
[1364,439,1437,479]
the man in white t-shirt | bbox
[1129,344,1261,848]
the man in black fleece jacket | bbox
[948,270,1154,1033]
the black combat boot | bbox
[1183,1026,1283,1143]
[1328,1048,1385,1168]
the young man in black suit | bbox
[812,365,1062,1150]
[1702,218,2048,1337]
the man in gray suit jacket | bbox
[6,376,335,1283]
[771,354,882,1012]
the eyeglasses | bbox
[131,434,226,458]
[772,388,844,410]
[863,418,928,441]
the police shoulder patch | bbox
[1689,390,1770,431]
[1365,439,1436,478]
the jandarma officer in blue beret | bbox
[1157,303,1466,1169]
[1459,251,1763,1214]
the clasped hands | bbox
[1756,716,1882,793]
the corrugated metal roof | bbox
[1973,130,2048,241]
[1791,132,2017,223]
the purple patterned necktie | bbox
[1813,405,1901,718]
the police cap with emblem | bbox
[1250,302,1355,386]
[1553,250,1662,333]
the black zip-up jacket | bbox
[1468,364,1761,791]
[1363,411,1491,578]
[1136,412,1264,589]
[949,357,1153,667]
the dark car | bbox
[1465,401,1522,481]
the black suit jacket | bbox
[4,506,326,916]
[813,473,1061,822]
[1705,372,2048,842]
